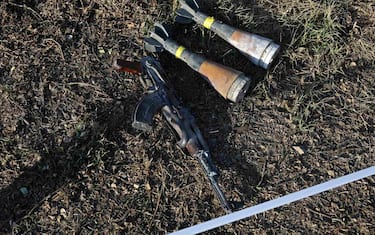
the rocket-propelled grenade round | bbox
[164,41,251,103]
[176,0,280,70]
[145,23,251,103]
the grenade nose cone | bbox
[258,42,280,70]
[227,74,251,103]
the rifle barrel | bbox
[195,150,232,213]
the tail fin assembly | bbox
[143,23,170,53]
[175,0,199,24]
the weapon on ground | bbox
[113,56,232,213]
[144,23,251,103]
[175,0,280,70]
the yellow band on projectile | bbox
[175,46,186,59]
[203,16,215,29]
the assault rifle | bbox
[114,56,232,213]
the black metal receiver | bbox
[114,56,232,213]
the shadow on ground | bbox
[0,97,139,231]
[163,0,297,204]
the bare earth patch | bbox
[0,0,374,234]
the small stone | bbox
[98,47,105,54]
[292,145,306,155]
[349,61,357,67]
[79,192,85,201]
[145,183,151,191]
[327,170,335,177]
[60,208,67,219]
[19,187,29,197]
[133,184,139,189]
[66,34,73,40]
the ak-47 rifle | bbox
[114,56,232,213]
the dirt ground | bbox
[0,0,374,234]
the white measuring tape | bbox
[169,166,375,235]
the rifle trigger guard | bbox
[132,91,167,132]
